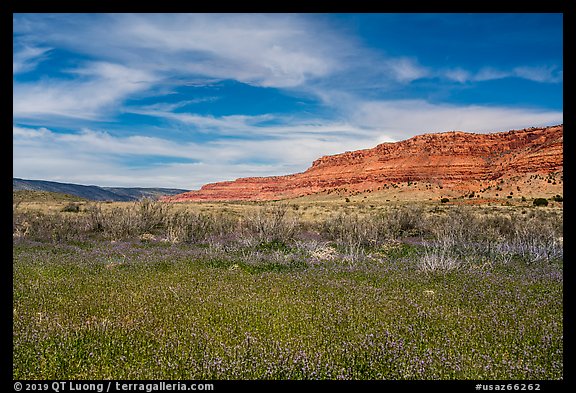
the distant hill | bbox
[13,190,89,204]
[13,178,189,202]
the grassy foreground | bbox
[13,200,563,379]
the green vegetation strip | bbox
[13,240,562,380]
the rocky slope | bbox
[164,125,563,202]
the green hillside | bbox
[13,190,88,203]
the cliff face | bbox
[163,125,563,202]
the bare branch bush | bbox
[507,212,563,263]
[242,203,299,245]
[378,204,427,239]
[418,244,461,273]
[164,211,213,244]
[13,198,563,267]
[425,206,563,265]
[134,197,170,234]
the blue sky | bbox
[13,13,563,189]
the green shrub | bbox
[533,198,549,207]
[61,203,80,213]
[256,240,291,253]
[552,195,563,202]
[440,198,450,204]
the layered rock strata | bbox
[163,125,563,202]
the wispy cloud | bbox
[13,45,52,74]
[15,14,561,125]
[14,14,345,88]
[351,99,563,137]
[442,65,563,84]
[13,13,435,98]
[511,65,563,83]
[13,62,158,120]
[385,57,430,83]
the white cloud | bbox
[473,67,510,82]
[384,57,430,83]
[13,125,52,139]
[14,126,201,159]
[126,109,277,135]
[14,14,346,89]
[13,13,433,98]
[13,45,51,74]
[352,99,563,137]
[112,13,365,88]
[443,67,472,83]
[13,62,158,120]
[134,98,220,113]
[443,65,563,84]
[125,106,375,140]
[512,65,563,83]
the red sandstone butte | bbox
[163,125,563,202]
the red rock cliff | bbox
[163,125,563,202]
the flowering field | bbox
[13,201,563,379]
